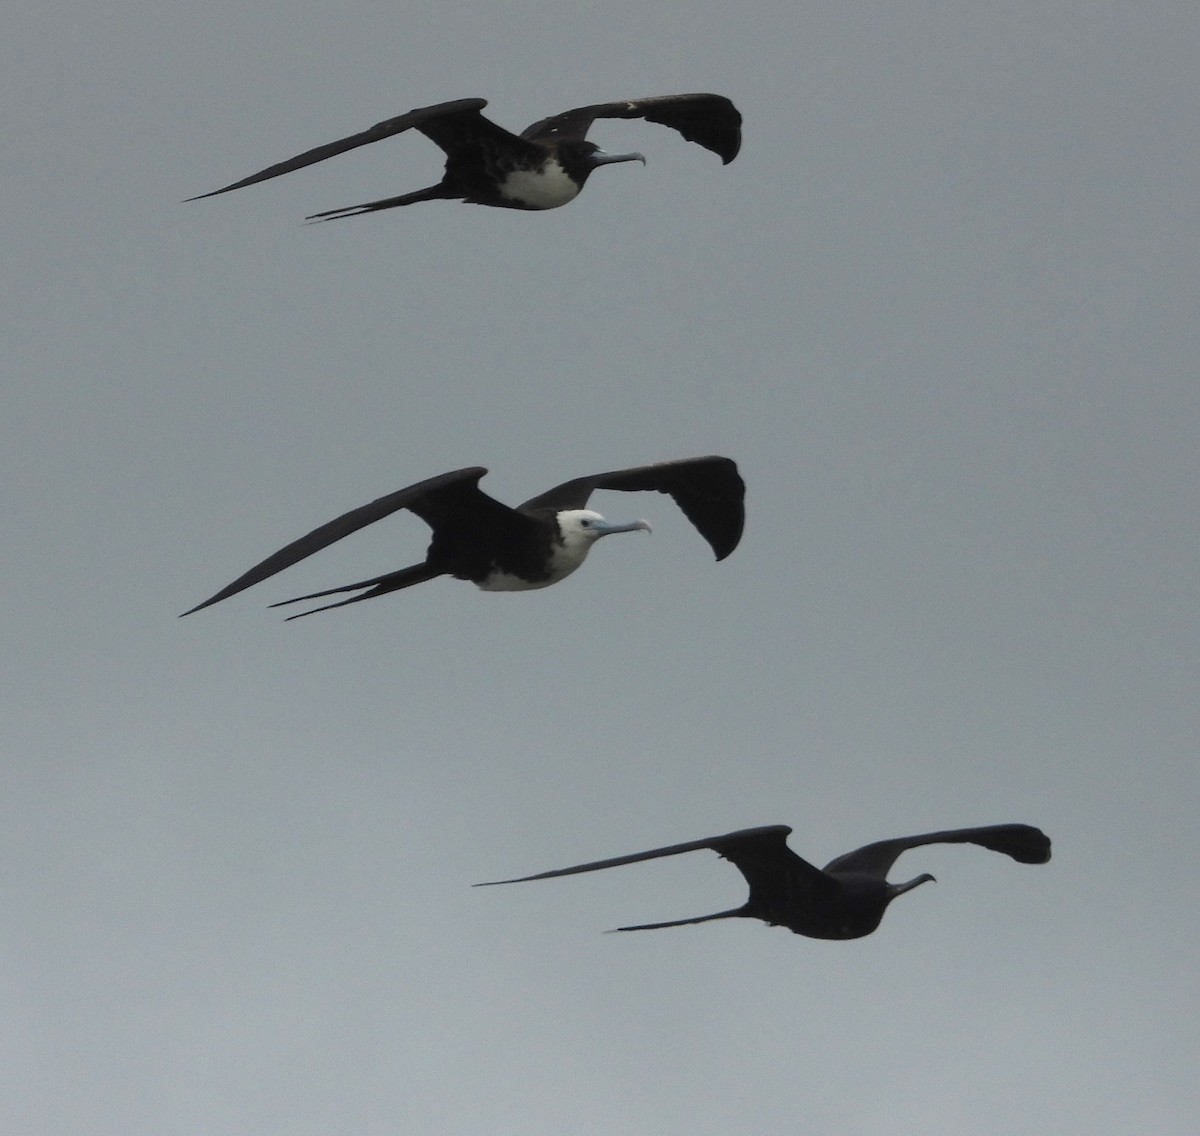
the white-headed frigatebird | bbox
[187,93,741,220]
[182,456,744,620]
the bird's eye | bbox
[580,519,591,527]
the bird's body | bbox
[187,94,742,220]
[477,823,1051,940]
[182,457,744,620]
[471,509,618,591]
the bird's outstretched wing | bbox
[517,456,745,560]
[822,824,1052,877]
[186,98,493,200]
[521,93,742,164]
[180,467,489,615]
[476,825,803,887]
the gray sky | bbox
[5,3,1198,1133]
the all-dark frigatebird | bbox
[187,93,741,220]
[477,823,1051,940]
[182,456,744,620]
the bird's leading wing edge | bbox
[521,93,742,164]
[475,826,788,887]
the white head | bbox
[551,509,652,578]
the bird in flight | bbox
[182,456,745,619]
[187,93,741,220]
[477,823,1051,939]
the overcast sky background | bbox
[5,3,1198,1133]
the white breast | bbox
[476,568,556,592]
[476,540,593,592]
[497,159,581,210]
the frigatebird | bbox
[187,93,741,220]
[182,456,744,620]
[477,823,1051,939]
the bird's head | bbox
[557,140,647,183]
[556,509,652,552]
[536,510,651,584]
[887,873,936,903]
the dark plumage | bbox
[477,823,1051,939]
[181,456,745,620]
[186,93,741,219]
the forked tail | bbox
[306,182,454,222]
[270,562,443,619]
[612,906,747,933]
